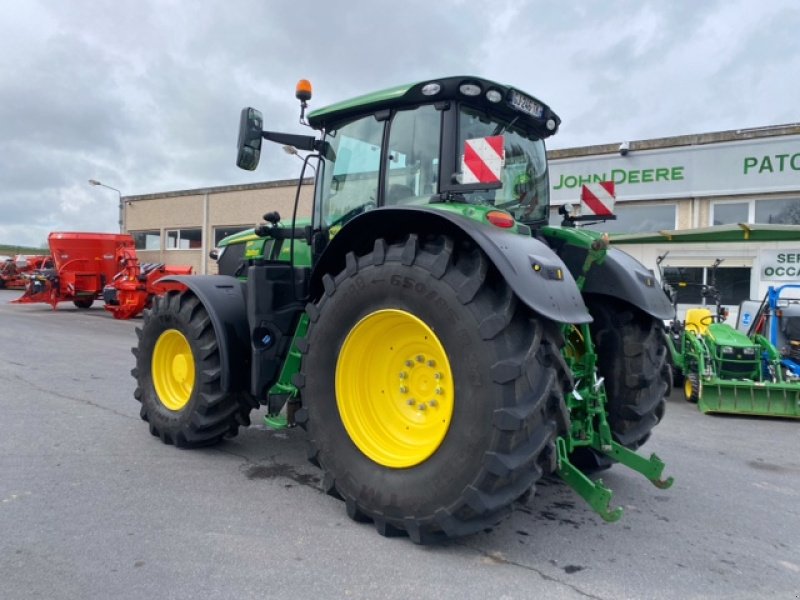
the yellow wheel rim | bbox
[336,309,454,468]
[684,377,694,401]
[152,329,196,411]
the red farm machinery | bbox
[0,254,53,289]
[11,232,191,319]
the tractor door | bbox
[313,104,444,235]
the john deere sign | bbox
[553,167,685,190]
[550,134,800,204]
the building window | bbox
[166,228,202,250]
[711,202,748,225]
[130,230,161,250]
[662,266,751,306]
[214,226,251,246]
[584,203,676,233]
[754,198,800,224]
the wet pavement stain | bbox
[563,565,585,574]
[244,463,320,490]
[747,460,799,474]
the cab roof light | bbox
[459,82,482,96]
[421,82,442,96]
[486,89,502,103]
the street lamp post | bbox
[88,179,124,233]
[282,145,316,175]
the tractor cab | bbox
[238,76,560,242]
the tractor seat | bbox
[685,308,713,334]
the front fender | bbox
[157,275,250,393]
[311,207,591,324]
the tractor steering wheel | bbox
[700,314,716,326]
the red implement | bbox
[11,232,191,319]
[102,248,191,319]
[0,255,52,289]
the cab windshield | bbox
[456,106,549,223]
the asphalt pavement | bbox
[1,289,798,600]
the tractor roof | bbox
[307,76,560,138]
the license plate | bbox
[508,90,543,118]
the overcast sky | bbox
[1,0,798,247]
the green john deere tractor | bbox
[132,76,673,542]
[663,266,800,418]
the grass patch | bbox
[0,244,48,256]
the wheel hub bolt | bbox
[428,399,438,407]
[417,403,427,411]
[399,371,407,379]
[435,387,443,395]
[427,359,436,367]
[416,355,424,363]
[434,372,442,380]
[407,398,416,406]
[405,360,414,367]
[399,386,408,394]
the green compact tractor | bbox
[663,266,799,418]
[133,76,674,542]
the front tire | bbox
[300,235,569,543]
[131,291,254,447]
[588,297,669,449]
[684,372,700,403]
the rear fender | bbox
[557,245,674,320]
[157,275,250,393]
[311,206,591,324]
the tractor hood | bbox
[706,323,755,347]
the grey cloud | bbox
[0,0,798,246]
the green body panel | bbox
[705,322,751,346]
[428,203,531,235]
[218,229,261,247]
[308,83,413,125]
[263,314,310,429]
[218,222,313,268]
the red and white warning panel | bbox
[461,136,504,184]
[580,182,615,217]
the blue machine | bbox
[745,284,800,378]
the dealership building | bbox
[124,122,800,312]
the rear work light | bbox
[486,211,515,228]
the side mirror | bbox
[237,107,264,171]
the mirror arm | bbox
[261,131,317,151]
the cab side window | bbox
[384,105,441,205]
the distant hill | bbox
[0,244,48,256]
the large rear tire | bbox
[588,298,669,449]
[299,235,569,543]
[131,291,255,447]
